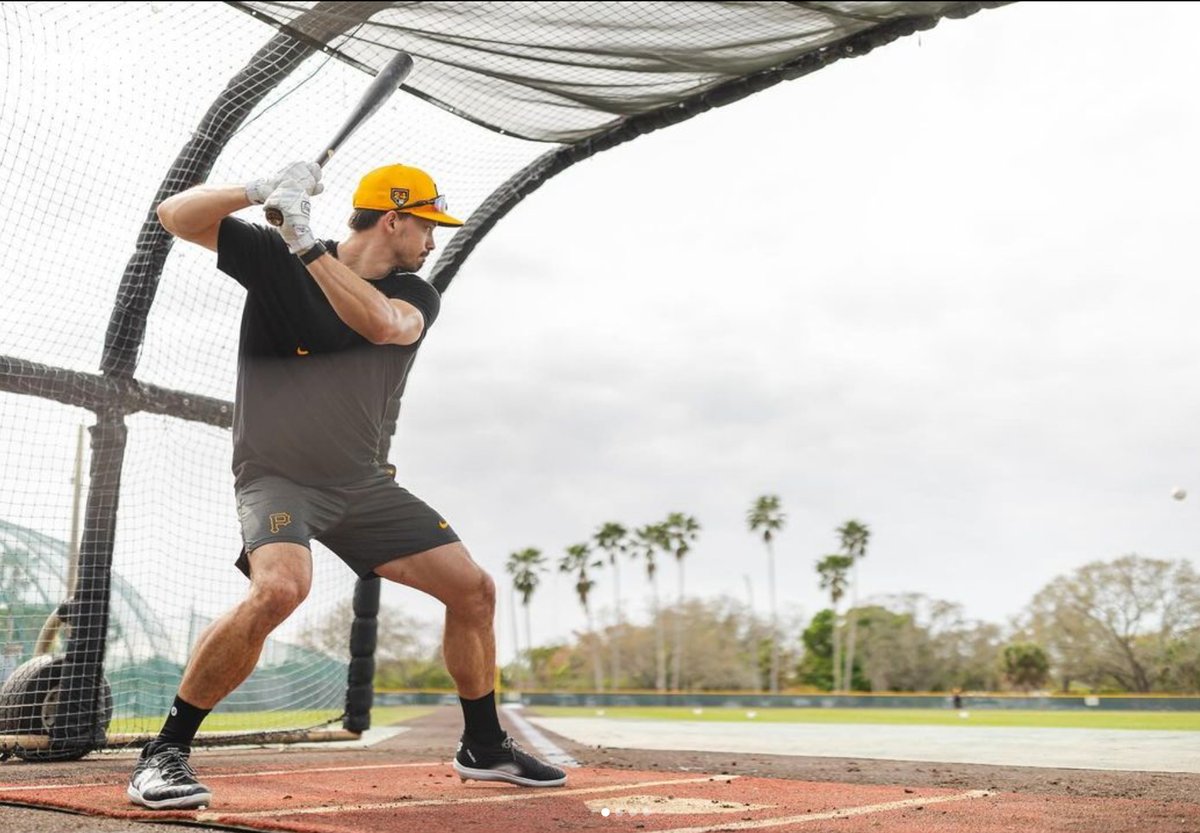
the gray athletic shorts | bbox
[234,471,460,578]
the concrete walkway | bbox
[527,716,1200,774]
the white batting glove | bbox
[265,181,316,254]
[245,161,323,205]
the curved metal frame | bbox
[0,0,1006,757]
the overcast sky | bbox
[5,2,1200,668]
[384,1,1200,658]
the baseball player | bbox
[127,162,566,809]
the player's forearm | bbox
[157,185,250,241]
[305,256,424,346]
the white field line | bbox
[656,790,994,833]
[503,703,580,768]
[206,760,445,780]
[205,774,739,820]
[0,761,445,792]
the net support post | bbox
[51,413,126,755]
[344,575,379,732]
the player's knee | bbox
[460,569,495,624]
[478,570,496,615]
[250,578,309,623]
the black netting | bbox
[0,0,1003,758]
[232,1,1005,143]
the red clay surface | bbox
[2,707,1199,833]
[4,762,1200,833]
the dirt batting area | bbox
[1,705,1197,833]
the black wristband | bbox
[298,240,327,265]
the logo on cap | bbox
[390,188,410,208]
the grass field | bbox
[108,705,434,735]
[530,706,1200,732]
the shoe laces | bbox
[498,735,561,775]
[500,735,529,755]
[151,748,199,783]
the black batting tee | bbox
[216,217,440,488]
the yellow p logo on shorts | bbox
[269,512,292,534]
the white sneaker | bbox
[127,746,212,809]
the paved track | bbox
[527,716,1200,773]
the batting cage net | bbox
[0,1,1002,760]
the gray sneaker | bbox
[127,745,212,809]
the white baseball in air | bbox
[1172,487,1187,501]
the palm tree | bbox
[663,512,701,691]
[505,547,545,689]
[747,495,786,692]
[633,522,669,691]
[837,520,871,693]
[816,554,853,692]
[593,522,630,688]
[559,542,605,692]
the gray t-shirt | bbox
[217,217,440,487]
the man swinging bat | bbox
[126,161,566,809]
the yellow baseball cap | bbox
[352,163,463,227]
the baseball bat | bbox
[265,51,414,226]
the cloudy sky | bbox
[4,2,1199,668]
[387,1,1200,657]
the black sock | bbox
[459,691,504,745]
[150,695,211,751]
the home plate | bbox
[586,795,773,816]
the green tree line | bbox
[301,496,1200,694]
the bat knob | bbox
[264,205,284,226]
